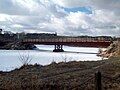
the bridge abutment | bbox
[53,45,64,52]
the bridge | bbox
[0,32,113,51]
[22,37,112,52]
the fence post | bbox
[95,71,102,90]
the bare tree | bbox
[18,51,32,66]
[61,54,73,62]
[50,57,57,65]
[52,57,56,63]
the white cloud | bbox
[52,0,88,8]
[0,0,119,36]
[89,0,120,11]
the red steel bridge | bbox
[0,31,113,52]
[22,37,112,52]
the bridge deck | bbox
[22,38,112,48]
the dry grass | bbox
[0,57,120,90]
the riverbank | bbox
[98,41,120,58]
[0,57,120,90]
[0,42,37,50]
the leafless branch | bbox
[61,54,73,62]
[18,51,32,65]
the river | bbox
[0,45,102,71]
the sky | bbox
[0,0,120,36]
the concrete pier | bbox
[53,45,64,52]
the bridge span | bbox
[0,31,113,51]
[22,37,112,52]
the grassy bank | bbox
[0,57,120,90]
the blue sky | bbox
[64,7,92,14]
[0,0,120,36]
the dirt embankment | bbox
[0,57,120,90]
[98,41,120,58]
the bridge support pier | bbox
[53,45,64,52]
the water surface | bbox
[0,45,102,71]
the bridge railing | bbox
[22,37,112,43]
